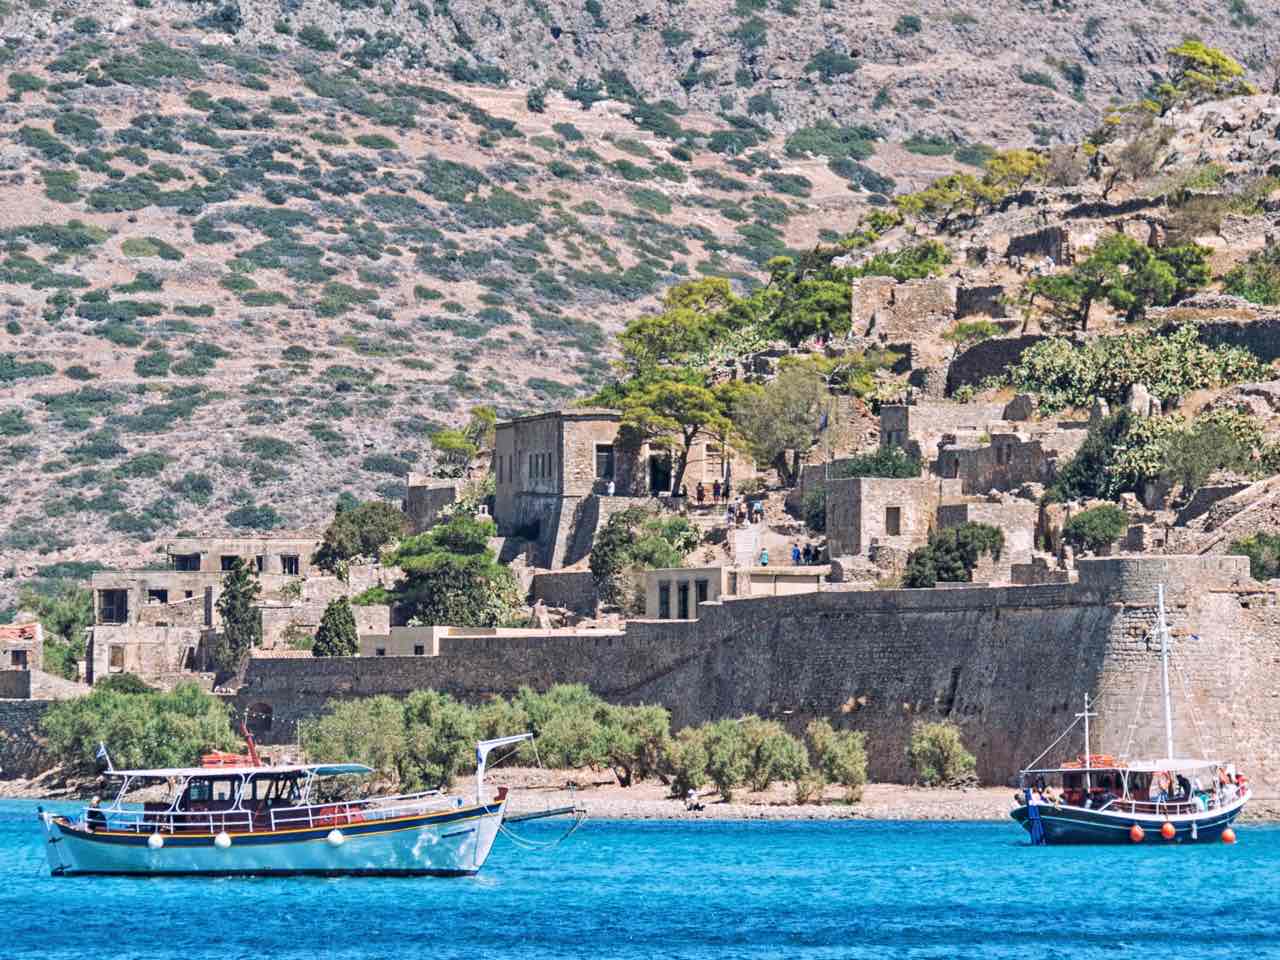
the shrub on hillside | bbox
[903,523,1004,588]
[312,597,358,657]
[1062,504,1129,554]
[1229,532,1280,581]
[906,720,976,786]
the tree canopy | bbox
[17,582,92,679]
[312,596,358,657]
[212,558,261,677]
[385,512,521,627]
[903,523,1004,588]
[313,499,407,573]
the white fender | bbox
[147,833,164,850]
[327,828,345,846]
[214,831,232,849]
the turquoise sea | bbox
[5,801,1278,959]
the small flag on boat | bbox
[95,742,113,772]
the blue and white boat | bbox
[1011,586,1250,845]
[39,733,560,876]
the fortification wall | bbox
[235,555,1280,791]
[0,700,53,779]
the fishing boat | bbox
[1011,585,1250,845]
[39,732,581,876]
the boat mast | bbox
[1076,693,1097,792]
[1157,583,1175,759]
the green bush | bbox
[906,720,976,786]
[806,719,867,802]
[297,25,336,51]
[893,13,922,35]
[225,503,282,530]
[1229,532,1280,581]
[834,446,922,479]
[42,683,238,776]
[784,121,878,160]
[1010,325,1265,413]
[903,523,1004,588]
[804,48,859,81]
[741,716,809,791]
[1223,245,1280,305]
[1062,504,1129,554]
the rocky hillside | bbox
[0,0,1276,591]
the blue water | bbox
[5,800,1279,959]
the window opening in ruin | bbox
[255,555,265,573]
[885,506,902,536]
[108,645,125,672]
[595,444,615,480]
[220,556,238,571]
[184,590,194,600]
[147,589,169,605]
[413,644,425,656]
[100,589,129,624]
[375,647,386,657]
[173,553,200,571]
[944,457,959,479]
[10,650,27,669]
[658,582,671,619]
[677,582,690,620]
[728,572,738,595]
[281,555,299,576]
[996,444,1010,466]
[695,579,709,605]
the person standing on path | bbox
[696,481,706,505]
[791,543,801,565]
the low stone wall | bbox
[0,671,30,700]
[946,335,1051,395]
[530,571,599,615]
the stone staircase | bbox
[732,524,761,567]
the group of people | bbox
[694,479,733,504]
[724,497,765,527]
[790,543,823,566]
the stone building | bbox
[850,276,957,349]
[936,499,1039,583]
[936,431,1054,495]
[0,623,42,671]
[826,476,938,558]
[493,407,741,568]
[879,402,1006,466]
[87,537,393,682]
[402,477,459,535]
[642,564,831,619]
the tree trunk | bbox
[671,438,693,496]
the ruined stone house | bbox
[87,536,392,683]
[493,408,745,569]
[825,476,939,559]
[0,622,42,672]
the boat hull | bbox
[41,800,506,877]
[1011,799,1245,845]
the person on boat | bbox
[1175,773,1192,802]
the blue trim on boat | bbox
[52,802,502,848]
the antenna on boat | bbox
[1157,583,1175,760]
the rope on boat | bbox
[498,805,587,852]
[1168,644,1212,761]
[1120,638,1156,761]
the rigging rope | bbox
[498,808,586,851]
[1169,643,1213,760]
[1120,631,1156,761]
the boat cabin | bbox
[1019,756,1245,816]
[89,763,376,835]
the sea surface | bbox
[5,800,1278,959]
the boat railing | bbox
[88,807,255,835]
[1027,789,1247,817]
[268,789,460,832]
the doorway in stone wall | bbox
[649,454,672,494]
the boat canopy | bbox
[1122,758,1224,773]
[105,763,373,779]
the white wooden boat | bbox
[1011,586,1250,845]
[39,733,556,876]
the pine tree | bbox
[213,558,261,677]
[312,597,358,657]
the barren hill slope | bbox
[0,0,1276,589]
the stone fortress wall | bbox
[234,555,1280,792]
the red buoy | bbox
[1221,827,1237,845]
[1160,821,1176,840]
[1129,824,1145,843]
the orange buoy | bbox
[1221,827,1237,845]
[1160,821,1176,840]
[1129,824,1145,843]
